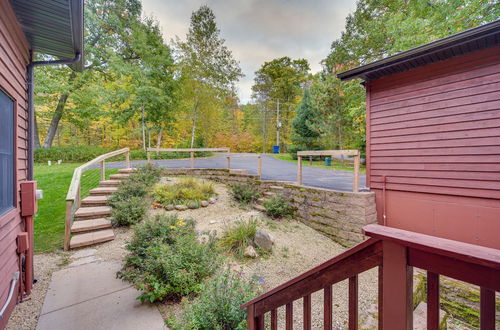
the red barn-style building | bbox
[244,21,499,329]
[338,20,500,250]
[0,0,83,327]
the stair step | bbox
[119,168,137,174]
[75,206,112,219]
[257,197,266,204]
[109,173,130,180]
[99,180,121,187]
[89,187,118,195]
[71,218,112,233]
[81,195,109,206]
[269,185,284,190]
[263,191,276,197]
[69,229,115,249]
[253,204,266,212]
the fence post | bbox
[226,156,231,169]
[258,155,262,179]
[297,155,303,185]
[190,151,194,169]
[125,150,131,169]
[353,151,360,192]
[100,160,105,181]
[64,200,73,251]
[147,150,151,163]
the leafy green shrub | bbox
[128,163,162,186]
[154,178,215,206]
[230,183,261,205]
[168,268,259,330]
[118,215,220,303]
[35,146,112,163]
[111,197,148,226]
[263,195,294,218]
[219,219,257,257]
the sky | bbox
[141,0,358,104]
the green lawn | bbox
[34,163,118,253]
[270,153,366,173]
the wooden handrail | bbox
[297,150,359,157]
[242,238,382,315]
[66,148,130,201]
[146,147,230,153]
[226,154,263,179]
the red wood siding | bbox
[366,46,500,249]
[0,0,30,327]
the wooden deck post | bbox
[64,200,73,251]
[258,155,262,179]
[100,160,106,181]
[125,150,130,169]
[353,152,360,192]
[226,156,231,169]
[190,151,194,168]
[147,150,151,163]
[381,240,413,330]
[297,155,303,185]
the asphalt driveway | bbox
[123,153,366,192]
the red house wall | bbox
[0,0,30,327]
[366,46,500,249]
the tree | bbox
[291,89,320,150]
[176,5,243,148]
[251,57,310,151]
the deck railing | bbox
[64,148,131,250]
[243,224,499,329]
[296,150,361,192]
[146,147,230,168]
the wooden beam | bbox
[297,150,359,157]
[297,156,302,185]
[353,154,360,192]
[147,147,230,153]
[427,272,439,330]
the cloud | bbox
[142,0,357,103]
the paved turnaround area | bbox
[126,153,366,192]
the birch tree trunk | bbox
[190,100,199,149]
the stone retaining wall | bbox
[161,168,377,247]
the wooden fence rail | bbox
[64,148,131,250]
[296,150,361,192]
[226,154,263,179]
[146,147,230,168]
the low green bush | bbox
[219,219,258,257]
[263,195,294,218]
[35,146,112,163]
[230,183,261,205]
[118,215,220,303]
[154,178,215,206]
[109,164,161,226]
[111,196,148,226]
[168,268,259,330]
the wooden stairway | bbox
[69,168,136,249]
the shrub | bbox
[129,163,162,186]
[118,215,220,303]
[35,146,112,163]
[168,268,259,330]
[219,219,258,257]
[263,195,294,218]
[111,197,148,226]
[230,183,261,205]
[153,178,215,206]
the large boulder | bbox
[254,230,274,251]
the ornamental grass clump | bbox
[118,214,220,303]
[230,183,261,205]
[218,219,258,257]
[167,268,259,330]
[153,178,216,207]
[263,195,294,219]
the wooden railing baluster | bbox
[427,272,439,330]
[349,276,358,330]
[480,287,495,330]
[286,302,293,330]
[378,265,383,330]
[271,308,278,330]
[324,285,332,330]
[303,294,311,330]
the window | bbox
[0,89,14,215]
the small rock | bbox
[209,220,219,224]
[255,229,274,251]
[201,201,209,207]
[244,245,258,258]
[175,205,188,211]
[188,203,199,209]
[208,197,216,204]
[166,204,174,211]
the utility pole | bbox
[276,98,280,150]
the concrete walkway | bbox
[36,250,165,330]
